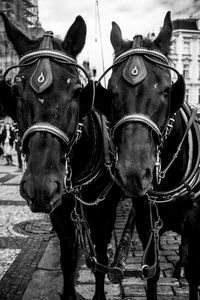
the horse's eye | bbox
[66,78,71,85]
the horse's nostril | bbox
[50,180,62,197]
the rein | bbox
[148,103,200,204]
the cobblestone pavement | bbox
[0,155,191,299]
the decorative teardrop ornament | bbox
[38,72,45,83]
[131,66,139,76]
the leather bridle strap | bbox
[3,49,93,155]
[21,122,70,153]
[97,47,181,144]
[113,113,162,142]
[19,49,91,81]
[97,48,180,84]
[4,49,91,82]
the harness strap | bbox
[159,106,197,180]
[108,205,135,283]
[113,113,161,143]
[21,122,70,152]
[140,229,159,279]
[140,202,162,280]
[149,103,200,203]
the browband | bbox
[114,48,169,65]
[19,49,77,65]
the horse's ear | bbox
[93,83,112,119]
[0,80,17,121]
[170,75,185,115]
[63,16,86,57]
[110,21,123,52]
[154,11,172,55]
[0,12,33,56]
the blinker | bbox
[123,35,147,86]
[30,31,54,94]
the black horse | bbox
[0,13,122,300]
[94,11,200,300]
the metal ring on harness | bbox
[140,264,150,280]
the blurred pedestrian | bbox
[0,122,4,157]
[14,125,23,171]
[1,121,15,165]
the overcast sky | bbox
[38,0,194,79]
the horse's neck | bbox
[70,111,104,183]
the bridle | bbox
[97,47,181,144]
[3,32,94,156]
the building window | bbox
[183,38,190,55]
[186,88,189,102]
[199,39,200,55]
[170,40,176,54]
[183,63,190,79]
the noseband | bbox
[98,47,181,143]
[3,32,93,155]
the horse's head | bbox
[95,12,185,197]
[0,12,90,212]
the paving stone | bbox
[123,285,146,297]
[21,269,63,300]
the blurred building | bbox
[169,17,200,110]
[0,0,44,79]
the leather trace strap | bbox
[21,122,70,152]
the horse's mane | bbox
[113,37,170,58]
[25,36,65,52]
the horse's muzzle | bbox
[20,173,63,213]
[115,161,152,197]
